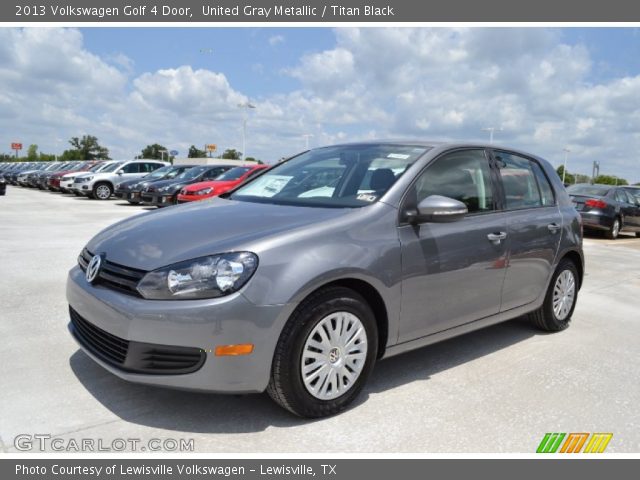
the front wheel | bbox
[529,259,579,332]
[267,286,378,418]
[92,183,113,200]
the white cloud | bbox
[1,27,640,181]
[268,34,284,46]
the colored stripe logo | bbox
[537,433,612,453]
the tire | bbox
[636,232,640,238]
[606,217,620,239]
[529,259,579,332]
[92,182,113,200]
[267,286,378,418]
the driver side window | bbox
[414,149,495,214]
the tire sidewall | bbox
[544,261,579,329]
[279,291,378,416]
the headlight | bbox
[195,187,213,195]
[136,252,258,300]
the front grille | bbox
[69,307,206,375]
[78,248,146,297]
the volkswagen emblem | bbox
[86,255,102,283]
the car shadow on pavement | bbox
[69,316,538,433]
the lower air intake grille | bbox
[69,307,206,375]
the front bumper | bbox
[66,266,291,393]
[141,192,175,207]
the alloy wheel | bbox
[553,269,576,321]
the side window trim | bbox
[490,149,557,211]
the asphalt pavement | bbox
[1,186,638,453]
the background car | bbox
[567,183,640,238]
[72,160,169,200]
[177,164,269,203]
[0,176,6,196]
[115,164,197,204]
[48,161,100,192]
[140,164,235,207]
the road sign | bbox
[206,144,217,152]
[11,143,22,150]
[169,150,179,156]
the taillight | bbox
[584,199,607,209]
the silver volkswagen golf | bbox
[67,142,584,417]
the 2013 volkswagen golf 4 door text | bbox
[67,142,584,417]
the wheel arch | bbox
[299,278,389,359]
[559,249,584,290]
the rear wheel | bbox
[606,218,620,239]
[529,259,579,332]
[92,182,113,200]
[267,286,378,418]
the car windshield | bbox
[100,162,124,173]
[231,144,429,208]
[567,184,610,196]
[215,166,253,181]
[144,165,173,179]
[88,163,105,172]
[176,166,209,180]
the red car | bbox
[48,161,101,192]
[177,164,268,203]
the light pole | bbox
[238,101,256,161]
[302,133,314,150]
[159,149,168,162]
[562,147,571,184]
[481,127,502,144]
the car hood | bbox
[86,198,357,270]
[147,178,195,191]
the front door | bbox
[398,149,508,343]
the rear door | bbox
[398,148,508,342]
[615,188,640,230]
[492,150,562,311]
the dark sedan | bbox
[114,164,197,204]
[140,164,234,207]
[567,183,640,239]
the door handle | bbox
[547,223,562,233]
[487,232,507,244]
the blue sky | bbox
[1,27,640,181]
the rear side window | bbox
[615,189,629,203]
[530,161,556,206]
[495,151,543,210]
[147,163,164,172]
[414,149,495,214]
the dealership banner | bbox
[3,459,639,479]
[2,0,640,22]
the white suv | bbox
[72,160,169,200]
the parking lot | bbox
[1,185,639,453]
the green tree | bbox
[66,135,110,160]
[138,143,168,160]
[188,145,207,158]
[555,165,575,185]
[593,175,628,186]
[27,144,38,161]
[221,148,241,160]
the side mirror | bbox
[116,169,124,175]
[406,195,468,224]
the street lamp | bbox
[238,101,256,161]
[562,147,571,184]
[159,149,168,162]
[302,133,314,150]
[481,126,503,144]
